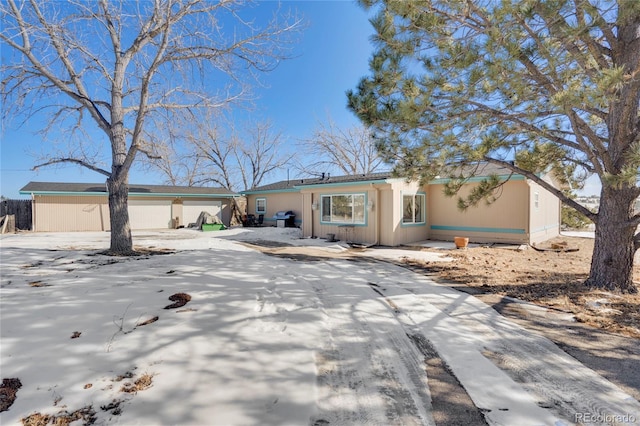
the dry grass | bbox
[120,373,154,394]
[136,316,159,327]
[21,406,96,426]
[407,236,640,338]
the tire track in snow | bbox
[303,260,436,426]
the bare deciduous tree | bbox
[145,114,294,192]
[1,0,301,254]
[297,119,385,176]
[235,120,294,190]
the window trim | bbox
[255,197,266,214]
[320,193,367,225]
[401,192,426,226]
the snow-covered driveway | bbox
[1,229,639,425]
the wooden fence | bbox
[0,199,32,231]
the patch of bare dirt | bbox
[96,246,175,257]
[405,236,640,339]
[240,242,352,262]
[0,378,22,412]
[163,293,191,309]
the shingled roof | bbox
[242,172,394,193]
[242,164,521,194]
[20,182,237,196]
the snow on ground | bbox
[1,228,639,425]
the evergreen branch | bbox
[484,157,597,222]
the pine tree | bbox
[348,0,640,293]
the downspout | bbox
[310,193,315,238]
[30,193,35,232]
[370,183,380,246]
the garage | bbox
[20,182,237,232]
[128,199,173,230]
[183,200,222,226]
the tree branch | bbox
[33,157,110,177]
[484,156,597,222]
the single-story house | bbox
[242,164,560,246]
[19,182,238,232]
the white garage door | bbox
[183,200,222,226]
[128,199,173,230]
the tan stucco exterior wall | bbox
[31,195,233,232]
[172,199,183,227]
[528,178,561,244]
[171,198,233,227]
[245,192,303,226]
[297,180,429,247]
[245,174,560,247]
[32,195,110,232]
[300,183,384,245]
[428,179,530,244]
[379,180,429,246]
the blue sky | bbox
[0,0,602,199]
[1,0,377,199]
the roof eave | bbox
[429,174,526,184]
[294,178,390,189]
[241,188,300,195]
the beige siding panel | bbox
[302,193,313,236]
[173,198,232,227]
[246,192,302,226]
[377,180,430,246]
[33,195,109,232]
[528,179,561,244]
[303,184,381,245]
[182,200,222,225]
[172,201,183,228]
[385,180,429,246]
[378,187,396,246]
[128,199,173,229]
[429,180,530,244]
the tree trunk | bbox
[585,186,638,294]
[106,175,134,255]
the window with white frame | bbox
[256,198,266,214]
[321,194,366,224]
[534,192,539,209]
[402,193,425,224]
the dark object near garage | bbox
[273,211,296,228]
